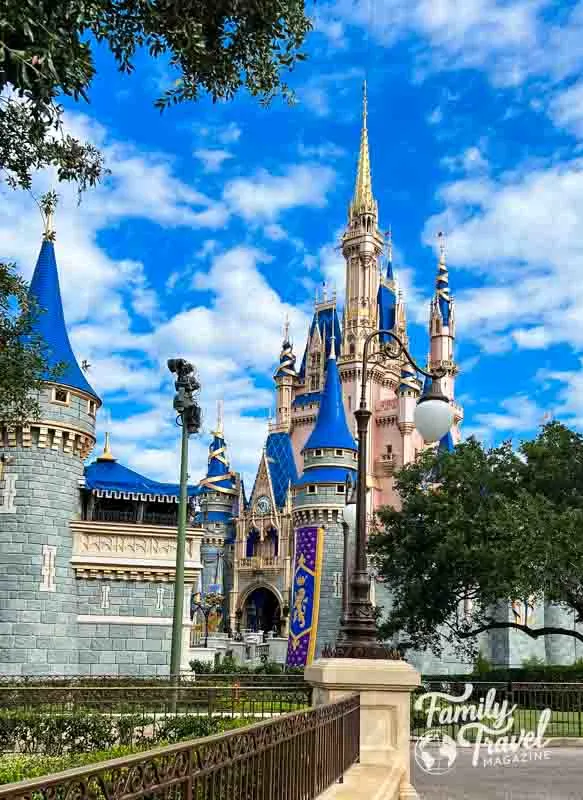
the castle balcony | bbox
[375,453,395,476]
[70,519,203,581]
[238,556,282,572]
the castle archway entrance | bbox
[242,586,281,635]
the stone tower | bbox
[197,403,237,618]
[288,337,357,665]
[0,225,100,676]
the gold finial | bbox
[97,432,116,462]
[351,81,376,218]
[283,313,290,343]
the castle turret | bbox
[341,82,385,360]
[288,337,357,665]
[0,221,100,675]
[197,402,237,597]
[273,316,297,432]
[398,361,421,464]
[429,233,457,399]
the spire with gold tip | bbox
[349,80,378,221]
[198,401,236,495]
[434,232,451,325]
[97,432,116,462]
[274,314,297,379]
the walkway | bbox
[412,746,583,799]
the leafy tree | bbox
[369,422,583,658]
[0,264,65,424]
[0,0,312,190]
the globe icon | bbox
[415,731,458,775]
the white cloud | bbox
[322,0,583,92]
[1,109,331,486]
[297,68,364,118]
[549,80,583,139]
[194,148,234,173]
[464,395,546,443]
[424,156,583,353]
[223,164,336,221]
[298,141,346,160]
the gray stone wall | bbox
[39,385,96,437]
[0,443,84,675]
[76,579,176,676]
[314,521,350,657]
[76,621,172,677]
[76,579,174,617]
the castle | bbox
[1,92,569,677]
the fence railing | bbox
[0,695,360,800]
[412,681,583,739]
[0,684,312,720]
[0,673,307,687]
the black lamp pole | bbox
[333,329,448,659]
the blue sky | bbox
[3,0,583,487]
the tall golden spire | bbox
[351,81,377,219]
[97,432,116,462]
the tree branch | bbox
[457,620,583,644]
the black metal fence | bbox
[0,673,307,688]
[412,681,583,739]
[0,684,312,720]
[0,695,360,800]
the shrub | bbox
[189,659,213,674]
[254,661,283,675]
[0,745,138,785]
[0,711,116,756]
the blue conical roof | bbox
[438,430,455,453]
[303,345,356,452]
[28,238,99,399]
[199,430,236,494]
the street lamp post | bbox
[333,329,453,659]
[167,358,202,681]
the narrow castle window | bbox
[314,449,323,457]
[52,388,70,405]
[88,400,97,417]
[336,485,345,494]
[307,485,317,495]
[335,449,343,456]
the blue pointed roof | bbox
[274,336,297,380]
[435,245,451,326]
[199,430,236,494]
[377,284,396,343]
[28,238,99,400]
[303,347,357,452]
[438,430,455,453]
[298,304,342,380]
[265,431,298,507]
[399,361,419,395]
[85,457,199,499]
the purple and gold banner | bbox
[286,526,324,667]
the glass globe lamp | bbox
[414,379,454,442]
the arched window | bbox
[246,529,259,558]
[267,527,279,558]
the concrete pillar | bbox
[306,658,420,799]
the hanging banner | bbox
[286,526,324,667]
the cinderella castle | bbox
[0,91,568,676]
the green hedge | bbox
[0,716,252,785]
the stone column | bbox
[306,658,420,798]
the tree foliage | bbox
[369,422,583,658]
[0,262,64,425]
[0,0,312,189]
